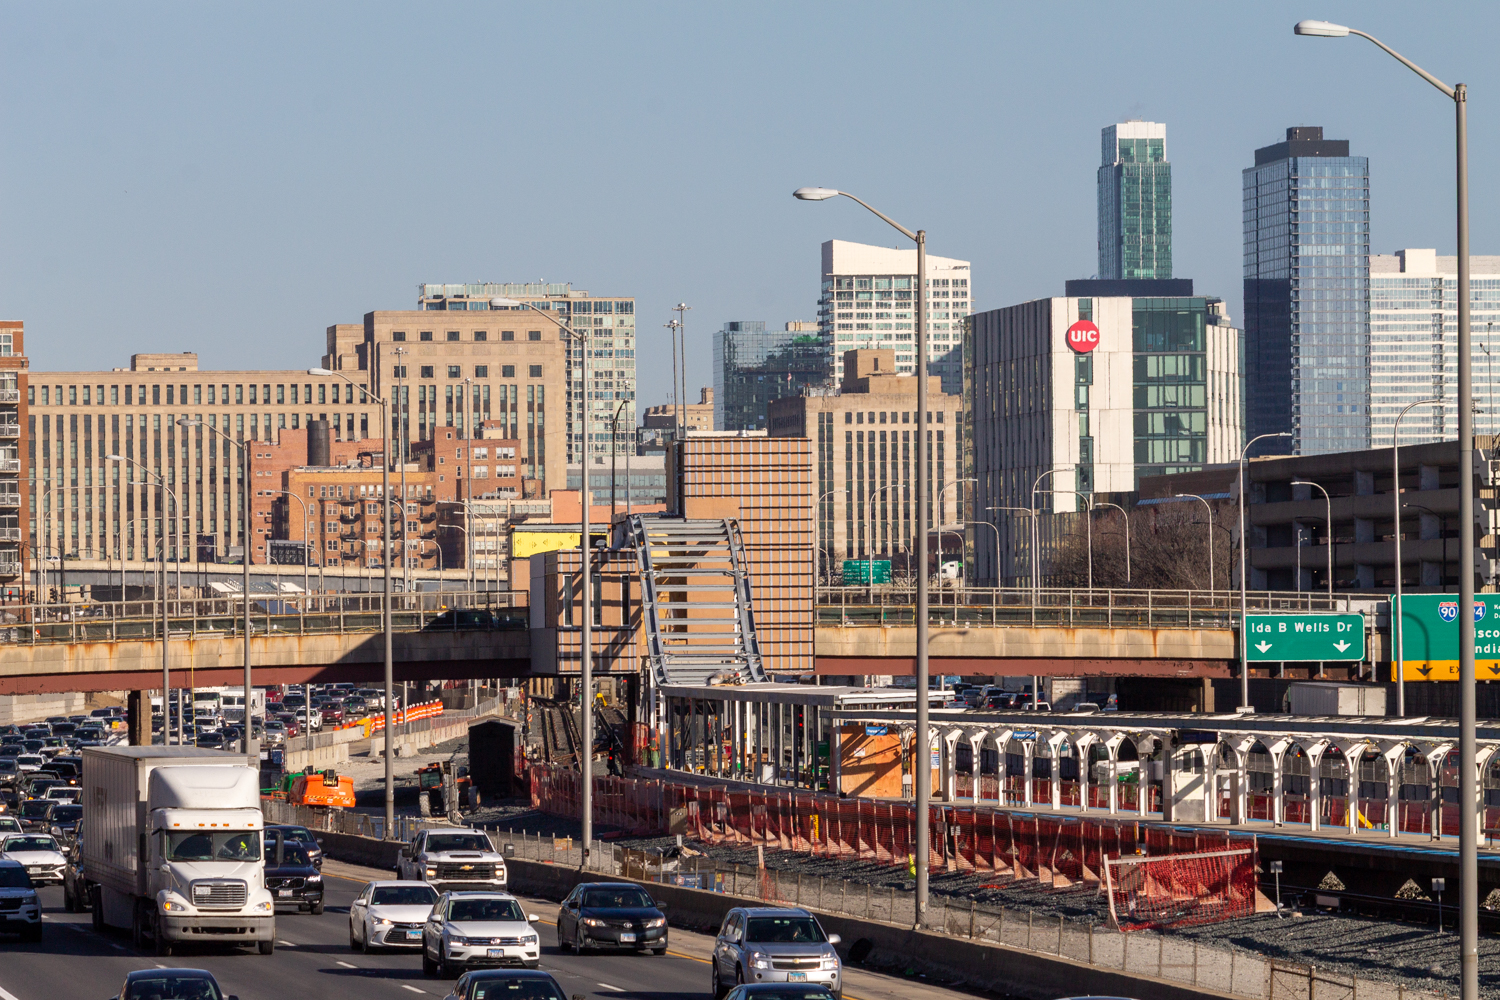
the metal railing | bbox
[816,585,1370,630]
[0,589,526,646]
[493,828,1445,1000]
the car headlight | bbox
[375,918,393,926]
[307,875,322,883]
[522,934,538,945]
[424,867,437,877]
[162,899,187,912]
[750,952,770,970]
[581,917,606,928]
[447,934,470,946]
[255,900,273,912]
[821,955,840,969]
[644,917,666,929]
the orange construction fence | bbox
[360,699,445,736]
[528,765,1256,886]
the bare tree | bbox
[1046,502,1233,591]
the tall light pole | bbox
[1237,431,1292,712]
[309,369,393,834]
[866,483,903,594]
[938,479,975,585]
[1039,489,1093,591]
[1392,399,1444,716]
[1030,467,1070,598]
[1093,501,1131,584]
[664,319,682,443]
[673,303,691,444]
[1295,21,1476,994]
[1290,481,1333,601]
[491,295,596,860]
[1176,493,1215,593]
[107,456,180,749]
[267,488,312,607]
[175,420,255,761]
[794,186,932,923]
[395,345,410,597]
[986,506,1034,588]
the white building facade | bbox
[967,294,1243,585]
[817,240,972,394]
[1369,249,1500,448]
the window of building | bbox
[446,331,460,342]
[528,364,542,378]
[447,365,461,379]
[235,384,244,404]
[151,385,160,405]
[474,331,487,342]
[528,331,541,342]
[420,366,434,379]
[393,365,407,379]
[393,331,406,342]
[502,365,515,378]
[419,331,433,342]
[475,365,488,378]
[502,331,514,341]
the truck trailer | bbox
[81,745,276,955]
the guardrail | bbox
[816,585,1373,630]
[0,589,526,646]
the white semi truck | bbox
[81,746,276,955]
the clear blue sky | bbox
[2,2,1497,412]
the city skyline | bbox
[2,5,1497,414]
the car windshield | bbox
[0,866,31,888]
[583,889,654,909]
[743,991,839,1000]
[123,975,223,1000]
[745,916,826,943]
[470,981,565,1000]
[51,805,83,822]
[449,898,525,923]
[427,834,490,853]
[280,827,316,843]
[0,820,21,833]
[165,830,262,862]
[19,801,51,818]
[372,885,438,906]
[3,836,58,853]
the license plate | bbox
[788,973,807,982]
[619,932,636,942]
[404,931,421,941]
[277,889,292,897]
[487,948,505,958]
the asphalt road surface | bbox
[0,860,982,1000]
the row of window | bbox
[391,330,543,343]
[33,383,366,407]
[392,364,544,380]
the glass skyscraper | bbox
[1098,122,1172,281]
[713,321,826,431]
[1243,127,1370,456]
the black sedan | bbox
[264,834,323,913]
[110,968,236,1000]
[556,882,668,954]
[265,823,324,868]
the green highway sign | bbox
[1244,613,1365,662]
[1392,594,1500,681]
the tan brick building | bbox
[768,348,964,582]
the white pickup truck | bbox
[395,828,507,892]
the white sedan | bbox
[0,833,67,884]
[422,891,541,977]
[350,880,439,952]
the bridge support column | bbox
[830,720,841,793]
[1022,743,1034,807]
[1307,741,1329,832]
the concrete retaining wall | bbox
[316,830,1234,1000]
[368,718,472,757]
[282,742,349,772]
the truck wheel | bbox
[132,903,146,949]
[259,939,275,955]
[63,882,74,912]
[154,914,173,957]
[419,792,432,818]
[91,892,104,932]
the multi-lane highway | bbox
[0,860,974,1000]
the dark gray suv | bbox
[712,907,841,1000]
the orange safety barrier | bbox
[363,699,445,735]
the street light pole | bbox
[1176,494,1215,593]
[985,506,1035,588]
[310,370,392,834]
[492,295,594,860]
[793,186,931,923]
[1093,501,1131,584]
[1290,481,1333,600]
[815,489,846,588]
[1295,21,1475,994]
[1392,399,1442,717]
[866,483,903,595]
[1237,431,1292,712]
[1030,468,1068,599]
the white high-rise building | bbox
[817,240,972,394]
[1369,250,1500,448]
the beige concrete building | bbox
[643,387,714,434]
[768,349,964,582]
[28,353,378,568]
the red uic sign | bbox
[1066,320,1100,353]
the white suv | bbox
[422,891,540,977]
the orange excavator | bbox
[288,768,356,808]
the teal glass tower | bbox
[1097,122,1172,281]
